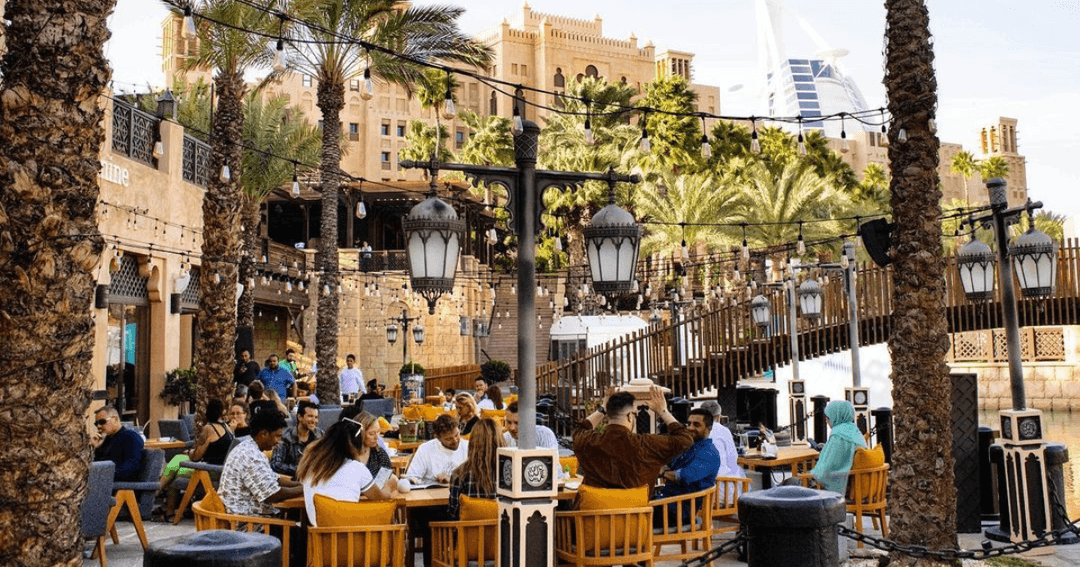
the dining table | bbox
[144,438,187,451]
[737,445,820,489]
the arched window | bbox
[489,91,497,115]
[576,73,584,83]
[553,67,565,88]
[585,65,598,78]
[513,88,525,119]
[620,76,627,84]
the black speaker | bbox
[858,218,894,267]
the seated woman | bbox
[345,409,394,479]
[228,401,250,438]
[359,379,383,400]
[454,393,480,436]
[477,385,504,411]
[806,400,866,493]
[157,399,235,518]
[296,419,397,527]
[447,418,503,519]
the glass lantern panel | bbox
[442,233,461,279]
[407,232,429,278]
[617,238,637,281]
[586,240,602,283]
[422,233,448,280]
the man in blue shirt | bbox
[259,353,295,400]
[655,408,721,523]
[92,406,145,481]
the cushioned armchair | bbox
[306,494,407,567]
[317,406,343,432]
[555,506,655,567]
[359,398,395,420]
[108,448,164,550]
[158,419,193,445]
[82,461,115,567]
[651,487,714,562]
[430,495,498,567]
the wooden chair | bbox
[712,476,751,536]
[651,487,715,562]
[308,522,407,567]
[107,448,164,550]
[192,492,299,567]
[846,463,890,546]
[788,454,819,478]
[430,518,499,567]
[555,506,654,567]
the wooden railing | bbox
[423,364,481,397]
[536,239,1080,428]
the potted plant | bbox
[160,367,198,414]
[480,359,511,385]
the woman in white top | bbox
[296,419,397,526]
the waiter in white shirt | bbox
[700,401,745,478]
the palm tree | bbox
[853,162,891,214]
[164,0,279,420]
[978,155,1010,180]
[0,0,113,562]
[398,120,452,163]
[238,92,322,332]
[633,169,740,259]
[884,0,958,554]
[950,150,977,202]
[728,161,850,251]
[287,0,491,404]
[629,75,701,176]
[456,110,514,167]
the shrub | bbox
[160,367,198,407]
[480,359,511,384]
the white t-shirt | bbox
[302,460,374,526]
[710,422,746,478]
[404,438,469,484]
[477,398,496,411]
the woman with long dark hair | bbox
[157,399,234,519]
[296,419,397,526]
[446,418,503,519]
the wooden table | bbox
[393,441,423,453]
[738,445,820,489]
[144,438,187,451]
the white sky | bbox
[106,0,1080,221]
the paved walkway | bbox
[93,517,1080,567]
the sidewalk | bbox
[92,517,1080,567]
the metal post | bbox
[515,120,538,450]
[786,279,800,384]
[843,242,861,387]
[989,195,1026,410]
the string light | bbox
[699,115,711,158]
[750,118,760,153]
[511,96,524,135]
[797,116,806,156]
[441,69,456,120]
[582,97,593,144]
[291,166,301,198]
[219,164,231,183]
[797,221,806,255]
[182,6,197,39]
[839,113,849,154]
[360,52,374,101]
[639,111,651,152]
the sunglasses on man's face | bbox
[94,418,109,426]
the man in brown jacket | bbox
[573,386,694,489]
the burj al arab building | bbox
[756,0,871,138]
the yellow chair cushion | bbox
[575,485,649,550]
[559,456,579,477]
[312,495,397,567]
[459,496,498,561]
[377,416,393,432]
[850,444,886,497]
[420,405,443,422]
[402,406,421,421]
[313,493,396,527]
[479,409,506,419]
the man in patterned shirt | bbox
[219,407,303,516]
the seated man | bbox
[655,408,722,524]
[218,408,304,516]
[502,401,559,449]
[573,386,693,489]
[700,401,745,478]
[270,400,322,477]
[404,414,469,485]
[92,405,145,481]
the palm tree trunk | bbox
[237,196,260,330]
[316,77,344,405]
[0,1,113,564]
[195,67,246,422]
[884,0,958,556]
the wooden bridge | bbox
[535,239,1080,413]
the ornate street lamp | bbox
[385,322,398,344]
[584,187,642,298]
[412,323,425,345]
[797,278,824,319]
[956,238,996,302]
[402,190,465,314]
[750,294,771,329]
[1011,225,1057,298]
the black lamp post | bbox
[955,178,1057,542]
[387,308,424,402]
[401,115,639,567]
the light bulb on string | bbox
[360,64,374,101]
[897,128,908,143]
[880,109,887,134]
[797,222,806,255]
[699,115,711,158]
[639,114,651,152]
[583,97,593,144]
[441,70,456,120]
[272,39,286,73]
[182,7,197,39]
[219,165,231,183]
[291,167,301,198]
[511,99,524,135]
[750,118,761,153]
[214,272,221,284]
[928,118,937,134]
[840,114,849,153]
[797,119,806,156]
[355,200,367,219]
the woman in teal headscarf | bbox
[808,400,866,493]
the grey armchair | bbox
[359,398,395,420]
[108,448,164,550]
[317,406,343,431]
[82,461,115,566]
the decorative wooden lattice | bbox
[109,256,149,306]
[950,328,1064,362]
[180,267,200,311]
[111,99,158,167]
[182,134,210,186]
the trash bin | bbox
[145,530,280,567]
[739,486,847,567]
